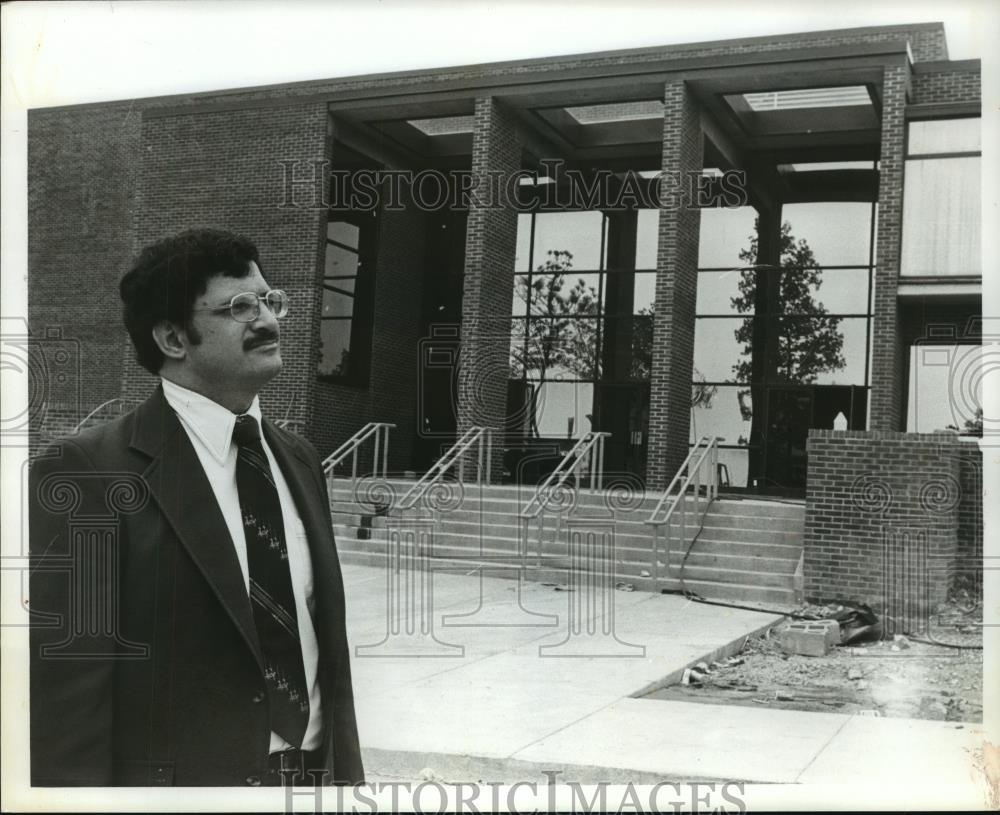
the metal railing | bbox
[74,398,142,432]
[321,422,395,487]
[519,431,610,567]
[396,426,495,512]
[274,418,307,434]
[644,436,720,584]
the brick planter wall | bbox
[804,429,976,630]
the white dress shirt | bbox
[161,378,323,753]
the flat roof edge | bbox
[26,22,945,115]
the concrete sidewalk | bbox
[341,564,986,795]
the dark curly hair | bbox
[120,228,262,374]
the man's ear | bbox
[151,321,188,362]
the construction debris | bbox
[780,620,841,657]
[642,596,982,722]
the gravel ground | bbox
[642,598,983,722]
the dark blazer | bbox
[29,386,364,786]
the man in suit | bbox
[29,228,364,786]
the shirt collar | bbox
[161,378,262,464]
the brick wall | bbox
[953,442,982,562]
[27,104,143,448]
[804,429,970,623]
[457,96,521,481]
[868,60,910,431]
[119,103,329,437]
[645,80,702,490]
[911,63,981,105]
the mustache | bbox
[244,330,279,350]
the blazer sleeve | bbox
[29,440,118,786]
[300,436,366,784]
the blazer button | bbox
[245,775,261,786]
[251,690,266,704]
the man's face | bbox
[180,262,283,399]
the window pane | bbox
[782,202,872,267]
[512,275,531,317]
[328,220,360,250]
[901,157,981,276]
[715,447,751,490]
[509,318,527,378]
[774,316,868,386]
[632,273,655,314]
[694,318,751,383]
[532,211,605,271]
[530,381,595,438]
[599,316,653,381]
[515,213,532,272]
[527,272,601,317]
[908,118,981,155]
[906,344,982,432]
[319,319,352,377]
[324,242,359,276]
[636,208,660,269]
[690,385,753,447]
[779,268,870,315]
[321,285,355,318]
[697,270,747,315]
[522,317,599,380]
[698,206,757,269]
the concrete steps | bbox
[327,480,804,605]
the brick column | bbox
[645,80,703,490]
[869,60,911,431]
[457,97,521,481]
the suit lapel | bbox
[130,388,263,670]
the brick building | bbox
[27,22,983,606]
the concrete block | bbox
[780,620,841,657]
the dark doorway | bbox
[414,209,467,472]
[594,383,649,481]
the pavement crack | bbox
[792,713,853,782]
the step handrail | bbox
[74,397,141,432]
[322,422,396,486]
[396,426,494,511]
[644,436,720,583]
[520,431,611,521]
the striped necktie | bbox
[232,414,309,747]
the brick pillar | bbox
[645,80,703,490]
[457,97,520,481]
[869,60,911,431]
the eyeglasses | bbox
[193,290,290,323]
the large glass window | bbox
[901,117,981,277]
[693,198,876,489]
[511,211,660,439]
[319,213,376,381]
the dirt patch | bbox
[641,600,982,722]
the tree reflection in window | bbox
[733,220,846,385]
[510,249,600,381]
